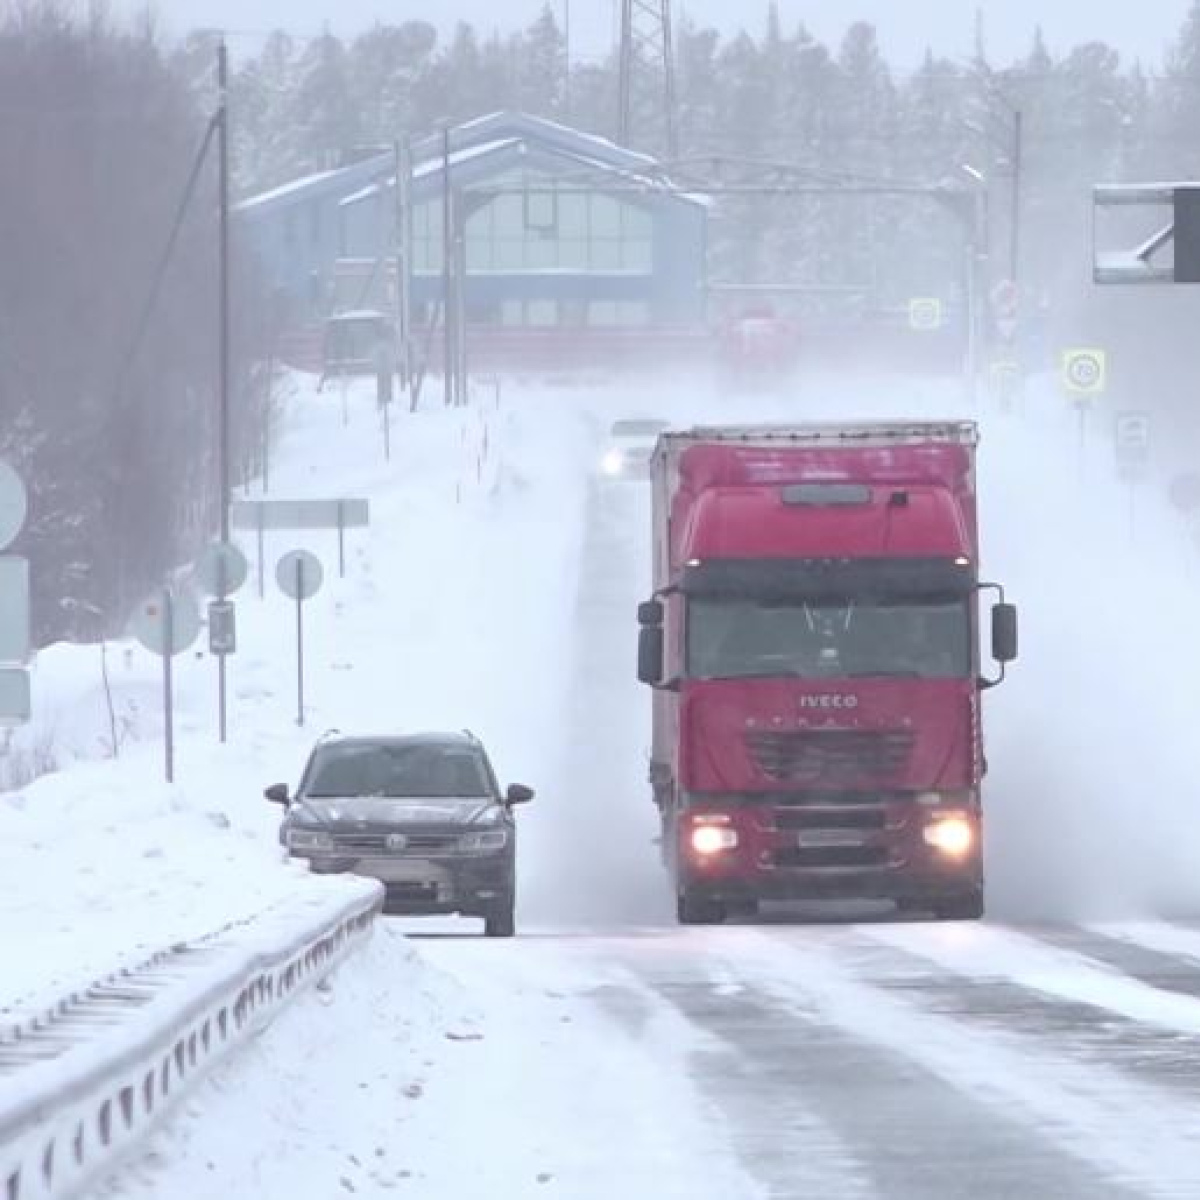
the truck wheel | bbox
[677,891,727,926]
[484,902,515,938]
[934,891,984,921]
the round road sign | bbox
[1062,349,1107,395]
[196,542,249,596]
[0,461,29,553]
[276,549,323,601]
[129,588,202,656]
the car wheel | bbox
[484,902,515,938]
[676,890,727,926]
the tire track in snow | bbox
[618,930,1137,1200]
[709,925,1200,1197]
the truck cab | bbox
[637,422,1016,924]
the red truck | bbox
[637,422,1017,923]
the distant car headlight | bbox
[286,828,334,852]
[459,830,509,853]
[600,449,626,476]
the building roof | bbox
[236,152,393,217]
[340,124,708,212]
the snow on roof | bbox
[340,136,709,210]
[236,167,344,213]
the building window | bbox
[524,188,558,234]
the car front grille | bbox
[747,729,913,785]
[331,832,461,855]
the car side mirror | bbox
[264,783,290,805]
[992,602,1018,664]
[506,783,535,805]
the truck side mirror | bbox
[637,598,664,627]
[638,625,665,685]
[992,602,1018,664]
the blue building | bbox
[237,112,708,340]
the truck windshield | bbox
[687,597,970,680]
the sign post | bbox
[232,498,369,587]
[130,587,201,782]
[1114,411,1151,541]
[1061,348,1107,465]
[276,549,323,726]
[196,541,250,742]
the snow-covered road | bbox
[100,916,1200,1199]
[33,363,1200,1198]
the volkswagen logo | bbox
[385,833,408,851]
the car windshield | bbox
[688,597,971,680]
[305,743,492,799]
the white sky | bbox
[126,1,1189,70]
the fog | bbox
[517,369,1200,928]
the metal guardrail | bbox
[0,880,382,1200]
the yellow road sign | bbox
[1061,348,1107,396]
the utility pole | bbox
[618,0,678,159]
[217,40,232,744]
[1009,108,1023,283]
[393,138,413,409]
[442,127,454,409]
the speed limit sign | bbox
[1061,348,1107,396]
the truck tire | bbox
[484,902,515,938]
[933,891,984,921]
[677,891,727,926]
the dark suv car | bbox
[265,731,534,937]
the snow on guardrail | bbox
[0,877,382,1200]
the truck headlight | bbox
[922,815,974,857]
[690,825,738,855]
[459,830,509,853]
[287,828,334,852]
[600,450,625,476]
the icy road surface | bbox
[99,917,1200,1199]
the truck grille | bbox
[775,807,886,833]
[774,846,890,870]
[747,730,913,784]
[331,832,460,854]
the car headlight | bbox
[690,825,739,855]
[600,450,625,476]
[287,828,334,852]
[922,815,975,857]
[470,805,505,827]
[459,830,509,853]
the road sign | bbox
[0,668,31,725]
[232,499,369,532]
[208,600,237,655]
[0,557,30,664]
[276,550,323,601]
[0,462,28,553]
[130,589,201,656]
[1114,411,1151,458]
[196,542,249,596]
[908,298,943,332]
[1062,348,1107,396]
